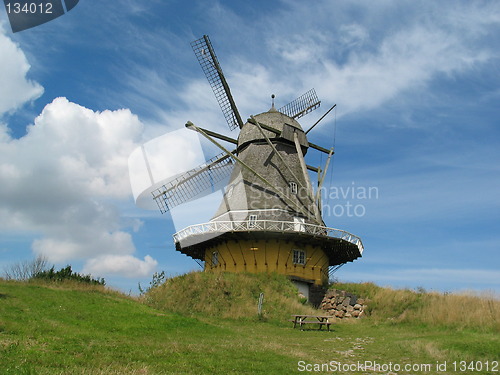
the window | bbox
[293,249,306,265]
[248,214,258,228]
[294,216,305,232]
[289,181,298,194]
[211,251,219,267]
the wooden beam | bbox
[194,126,238,145]
[307,165,320,173]
[247,117,280,135]
[309,142,332,154]
[305,104,336,134]
[293,132,322,223]
[315,148,334,206]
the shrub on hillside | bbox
[3,256,105,286]
[138,271,166,295]
[34,265,105,285]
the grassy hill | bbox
[143,271,316,321]
[0,273,498,374]
[334,281,500,332]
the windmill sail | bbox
[191,35,243,131]
[152,152,234,213]
[278,88,321,119]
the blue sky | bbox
[0,1,499,294]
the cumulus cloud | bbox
[83,254,158,278]
[32,228,137,264]
[128,128,205,210]
[0,27,43,115]
[0,96,157,273]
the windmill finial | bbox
[269,94,278,112]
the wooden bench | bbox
[290,315,333,331]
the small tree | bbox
[138,271,166,295]
[3,255,49,280]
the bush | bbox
[34,265,105,285]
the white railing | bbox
[173,220,364,254]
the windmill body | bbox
[152,35,363,299]
[213,108,315,224]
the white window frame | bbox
[248,214,258,228]
[293,249,306,265]
[211,251,219,267]
[289,181,298,194]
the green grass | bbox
[144,271,317,321]
[0,276,498,374]
[333,282,500,332]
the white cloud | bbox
[32,229,136,263]
[0,96,157,271]
[0,98,142,219]
[217,1,500,121]
[338,24,369,49]
[83,254,158,278]
[25,97,144,198]
[315,23,495,117]
[267,32,330,66]
[128,129,205,209]
[0,27,43,115]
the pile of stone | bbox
[320,289,368,319]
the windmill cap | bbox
[237,109,308,151]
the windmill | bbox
[151,35,363,300]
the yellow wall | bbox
[203,239,329,285]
